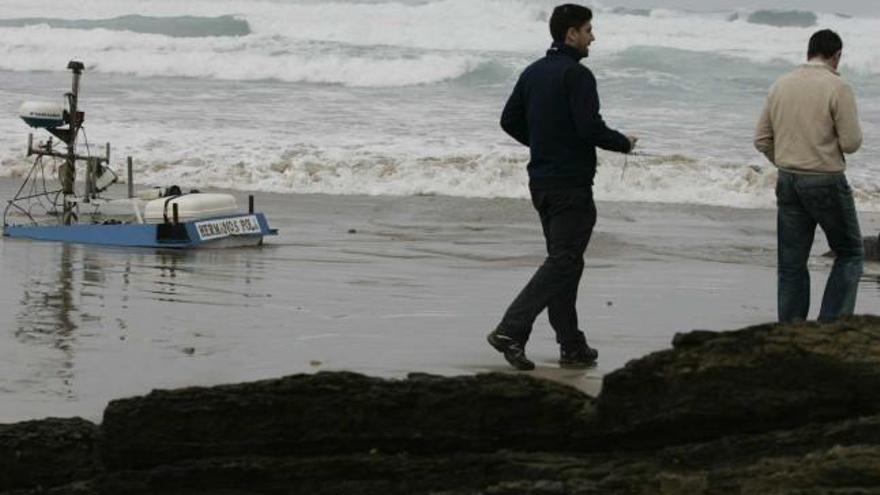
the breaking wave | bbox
[0,0,878,210]
[4,146,880,211]
[0,26,487,87]
[1,1,880,86]
[0,15,250,38]
[609,7,652,17]
[744,10,818,28]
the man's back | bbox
[518,47,593,183]
[501,43,630,190]
[755,64,862,173]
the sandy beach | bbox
[1,176,879,423]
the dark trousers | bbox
[497,187,595,350]
[776,170,863,323]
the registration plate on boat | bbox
[195,215,261,241]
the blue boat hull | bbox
[3,212,277,248]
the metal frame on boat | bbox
[3,60,277,248]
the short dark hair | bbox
[807,29,842,59]
[550,4,593,43]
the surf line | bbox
[620,151,663,181]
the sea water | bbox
[2,0,880,422]
[0,0,878,209]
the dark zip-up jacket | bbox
[501,42,631,190]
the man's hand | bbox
[627,135,639,152]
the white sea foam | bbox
[0,15,250,37]
[0,26,485,87]
[1,0,880,86]
[1,0,878,209]
[4,140,880,212]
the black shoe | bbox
[559,344,598,369]
[487,330,535,371]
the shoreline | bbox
[1,178,879,423]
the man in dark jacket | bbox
[488,4,636,370]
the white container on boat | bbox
[143,193,238,224]
[19,101,65,128]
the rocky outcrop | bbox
[597,316,880,448]
[5,316,880,494]
[18,421,880,494]
[0,418,98,492]
[99,371,595,470]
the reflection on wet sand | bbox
[8,245,267,402]
[151,251,181,303]
[141,249,265,306]
[14,244,78,399]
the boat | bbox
[3,61,277,248]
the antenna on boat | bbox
[61,60,83,223]
[11,60,114,225]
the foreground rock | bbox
[5,316,880,494]
[0,418,98,491]
[598,315,880,448]
[11,417,880,494]
[100,372,594,470]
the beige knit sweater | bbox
[754,62,862,173]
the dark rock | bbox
[85,420,880,495]
[670,329,721,348]
[3,481,97,495]
[597,316,880,449]
[100,371,595,470]
[654,412,880,473]
[90,452,597,495]
[591,415,880,494]
[0,418,99,492]
[13,317,880,494]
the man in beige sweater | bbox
[754,29,864,323]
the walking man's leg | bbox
[546,262,584,346]
[777,173,817,323]
[490,189,593,369]
[546,194,598,367]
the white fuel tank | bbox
[19,101,65,129]
[143,193,239,224]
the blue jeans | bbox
[776,170,863,323]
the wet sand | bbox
[2,177,880,422]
